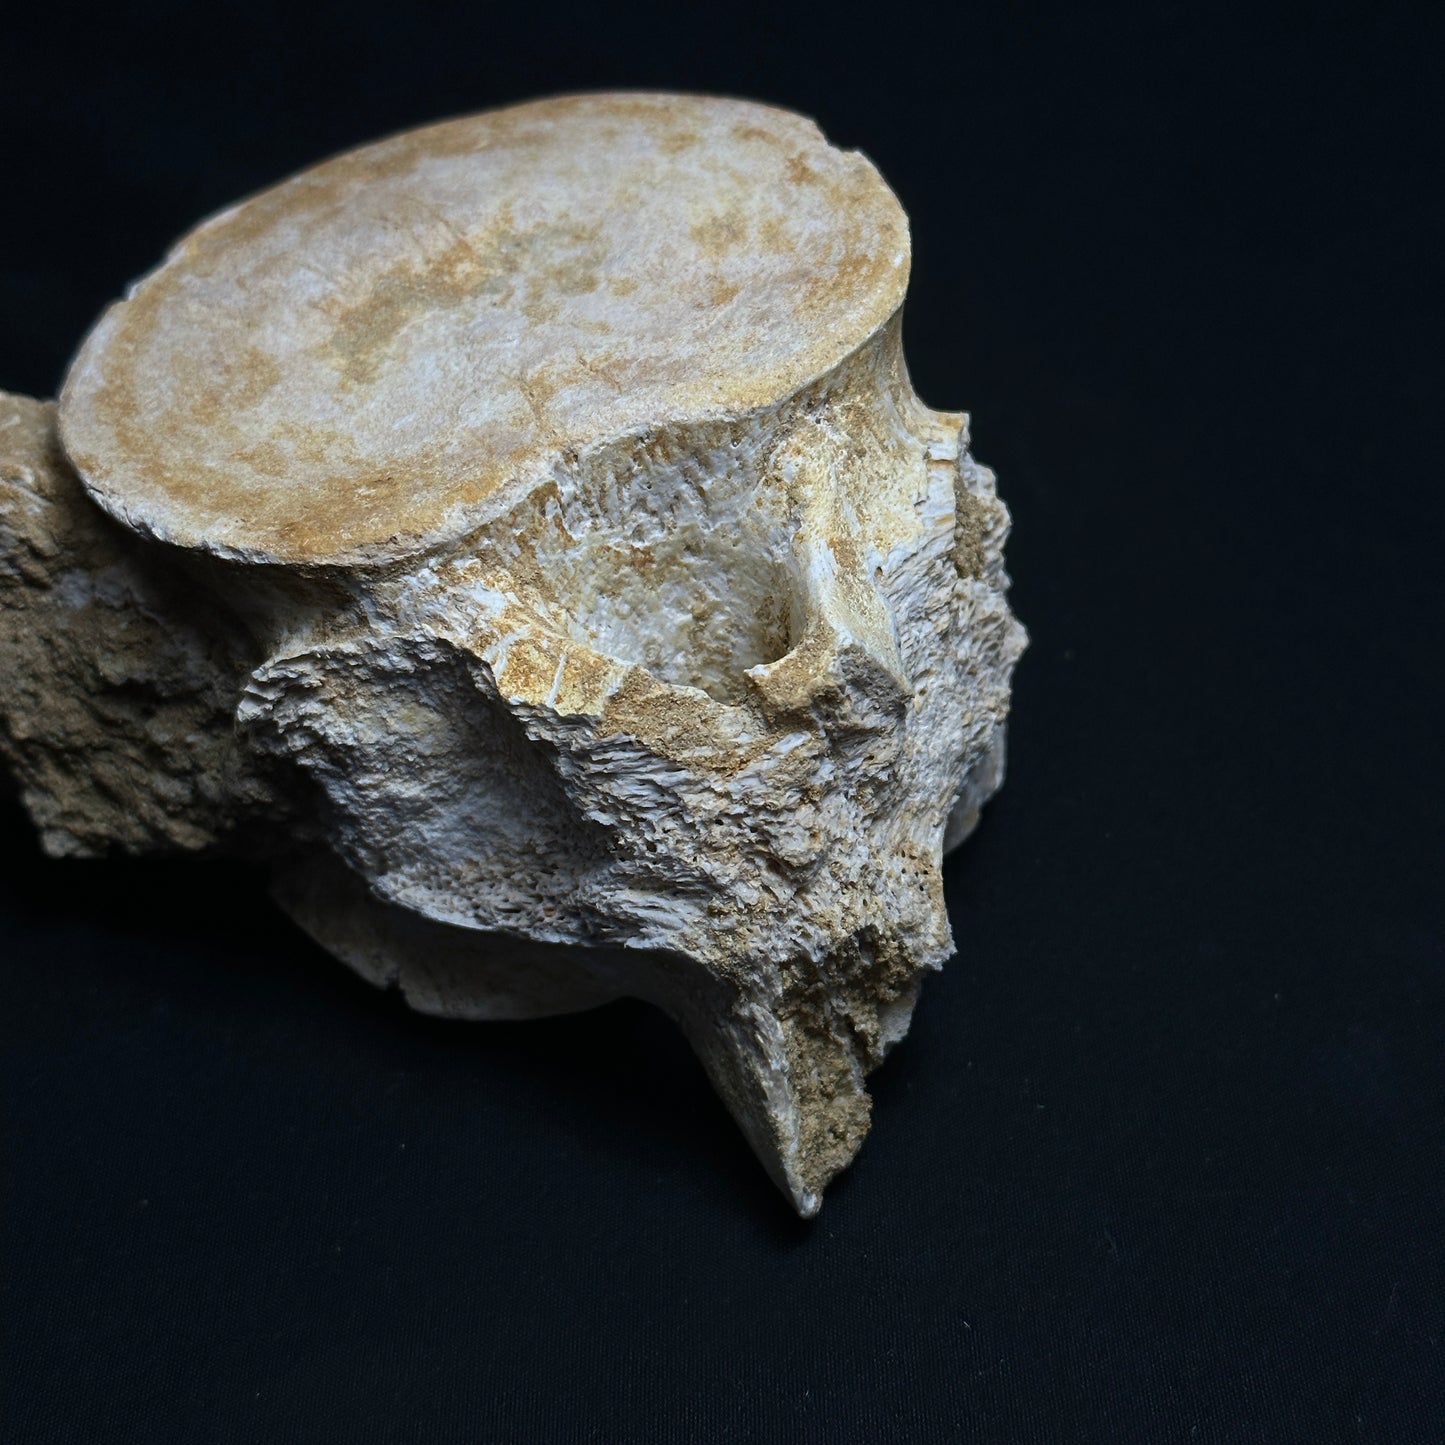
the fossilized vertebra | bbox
[0,93,1025,1214]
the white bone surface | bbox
[0,94,1025,1214]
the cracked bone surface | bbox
[0,93,1025,1214]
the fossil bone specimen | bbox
[0,93,1025,1214]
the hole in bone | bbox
[524,424,802,706]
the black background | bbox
[3,3,1443,1440]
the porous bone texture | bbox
[0,93,1025,1214]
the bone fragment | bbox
[0,94,1025,1214]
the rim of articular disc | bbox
[58,92,910,568]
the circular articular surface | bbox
[58,92,910,568]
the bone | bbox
[0,93,1025,1214]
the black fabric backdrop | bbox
[3,4,1442,1441]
